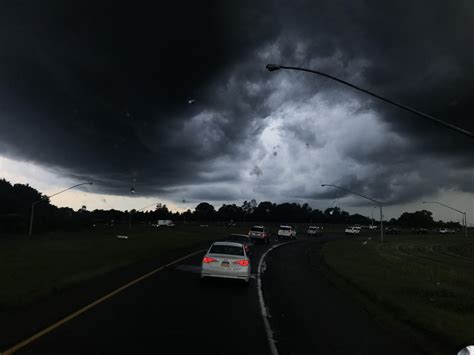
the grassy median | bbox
[322,234,474,354]
[0,225,240,311]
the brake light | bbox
[203,257,217,263]
[234,259,249,266]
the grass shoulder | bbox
[321,234,474,355]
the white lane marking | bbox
[258,242,289,355]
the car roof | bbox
[252,225,264,228]
[279,225,292,228]
[212,241,244,247]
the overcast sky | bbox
[0,1,473,223]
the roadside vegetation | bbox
[322,234,474,354]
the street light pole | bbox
[371,205,377,228]
[322,184,384,242]
[266,64,474,139]
[422,201,468,237]
[29,182,93,236]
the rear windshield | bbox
[227,235,249,243]
[309,226,318,229]
[251,227,264,232]
[209,245,244,256]
[279,226,291,230]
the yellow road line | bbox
[2,249,205,355]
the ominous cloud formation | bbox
[0,0,473,210]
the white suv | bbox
[248,225,271,244]
[278,225,296,240]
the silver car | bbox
[201,242,251,284]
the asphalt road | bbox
[2,234,420,354]
[7,244,270,355]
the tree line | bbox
[0,178,462,234]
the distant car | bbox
[225,234,254,256]
[201,242,251,284]
[385,227,401,235]
[277,225,296,240]
[439,228,455,234]
[368,225,378,230]
[248,225,271,244]
[155,219,174,227]
[345,226,360,235]
[307,226,323,237]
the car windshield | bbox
[209,245,244,256]
[279,226,291,230]
[251,227,264,232]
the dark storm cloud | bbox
[272,0,474,150]
[0,0,473,204]
[0,0,277,195]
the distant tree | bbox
[347,213,371,225]
[155,204,171,219]
[397,210,435,228]
[388,218,398,226]
[241,199,257,221]
[194,202,216,221]
[252,201,275,222]
[217,204,243,222]
[309,209,325,223]
[0,177,465,235]
[324,207,349,224]
[181,209,193,222]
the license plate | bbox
[221,261,230,267]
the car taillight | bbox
[202,257,217,263]
[234,260,249,266]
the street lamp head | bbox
[321,184,327,187]
[266,64,281,72]
[87,182,93,185]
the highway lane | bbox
[262,235,420,355]
[9,242,272,355]
[4,233,422,355]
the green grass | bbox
[322,234,474,354]
[0,224,241,310]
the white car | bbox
[248,225,271,244]
[345,226,361,235]
[439,228,455,234]
[201,242,251,283]
[307,226,323,236]
[278,225,296,240]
